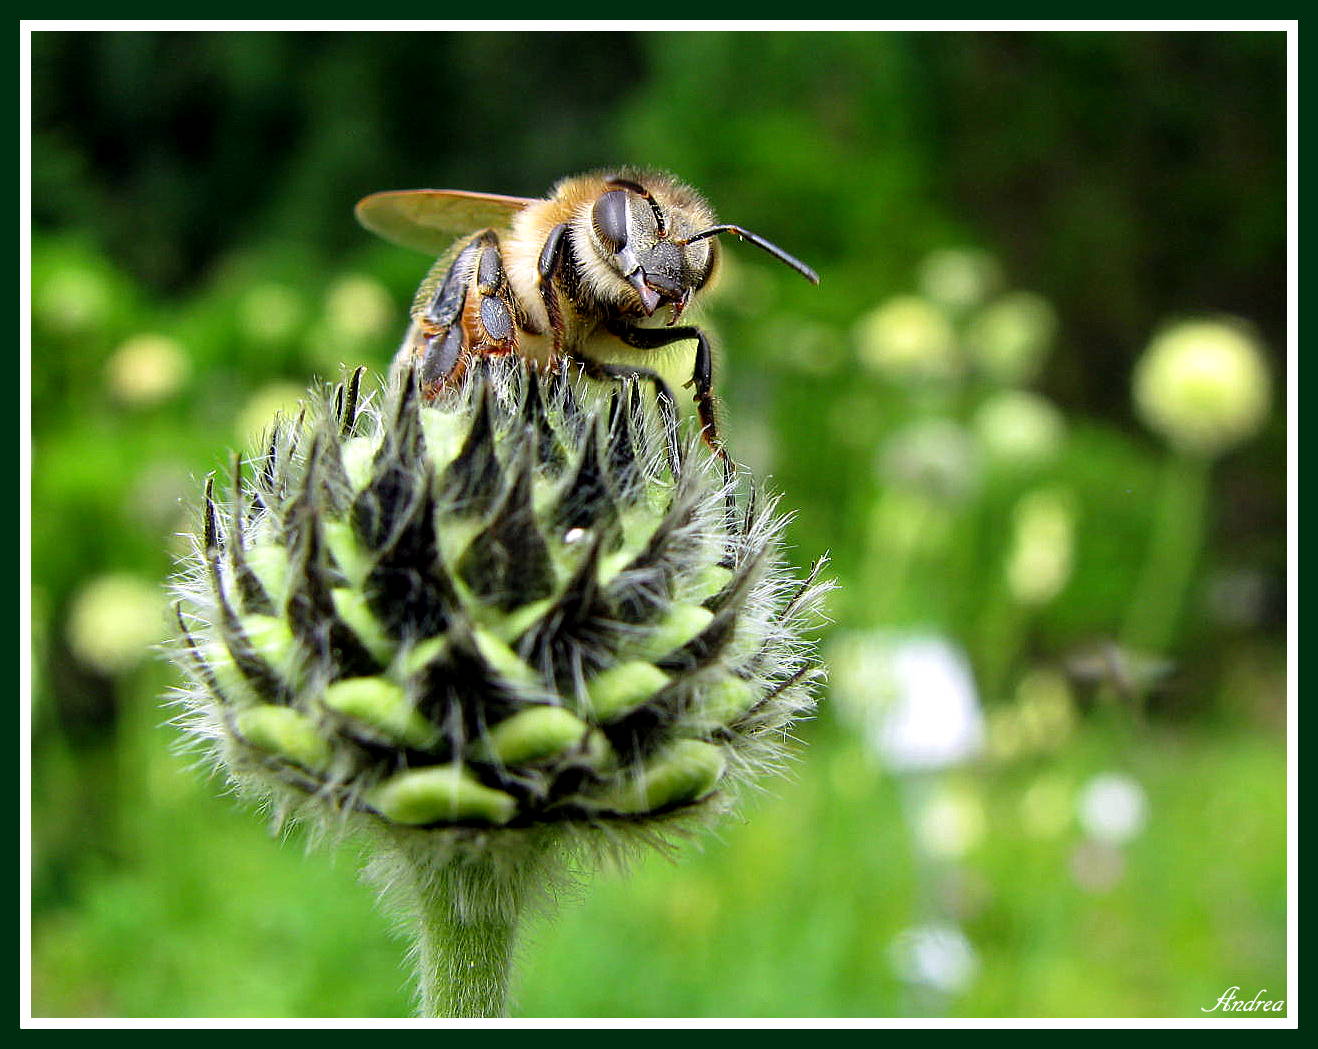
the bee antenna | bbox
[678,224,819,284]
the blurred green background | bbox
[29,30,1288,1018]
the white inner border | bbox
[18,18,1300,1031]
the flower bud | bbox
[1005,487,1076,606]
[964,291,1057,386]
[169,359,830,843]
[918,248,1002,313]
[855,295,960,384]
[106,333,190,406]
[972,389,1066,472]
[1133,318,1272,456]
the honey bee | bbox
[356,168,818,454]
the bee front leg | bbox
[604,320,725,459]
[537,222,570,353]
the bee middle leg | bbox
[571,355,682,474]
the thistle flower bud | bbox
[168,358,830,1014]
[1132,318,1272,456]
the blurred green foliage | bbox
[29,30,1287,1018]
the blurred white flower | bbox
[67,574,163,676]
[973,389,1066,471]
[965,291,1058,386]
[828,633,986,773]
[106,333,190,406]
[916,785,987,859]
[918,248,1001,313]
[1077,772,1149,844]
[1006,487,1076,606]
[855,295,960,384]
[1133,318,1272,456]
[880,636,985,773]
[890,923,979,995]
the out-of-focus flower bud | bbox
[915,784,987,859]
[855,295,960,384]
[34,264,114,337]
[918,248,1002,313]
[973,389,1066,471]
[68,574,164,675]
[1006,487,1076,606]
[1018,773,1073,839]
[239,283,305,345]
[1133,319,1272,456]
[326,275,394,341]
[965,291,1058,386]
[1014,667,1075,750]
[106,334,190,406]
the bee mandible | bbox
[356,168,819,456]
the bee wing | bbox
[355,189,535,254]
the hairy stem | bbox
[412,858,520,1018]
[372,833,559,1019]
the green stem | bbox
[858,489,936,625]
[1122,452,1212,657]
[975,586,1027,705]
[399,849,535,1018]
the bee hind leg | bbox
[399,236,483,395]
[401,231,523,398]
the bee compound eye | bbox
[592,189,630,252]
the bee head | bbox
[586,177,709,323]
[587,176,820,324]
